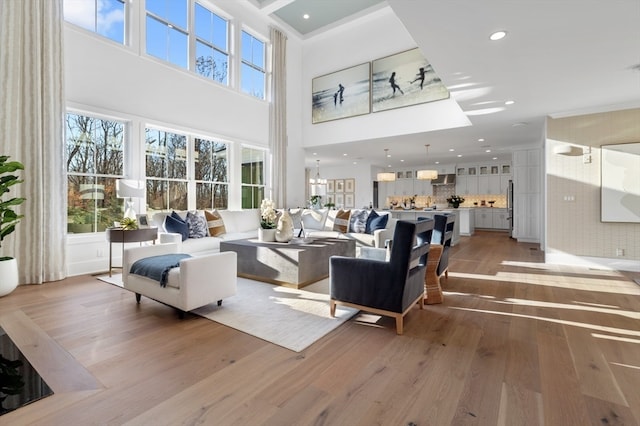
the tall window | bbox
[145,0,188,68]
[194,3,229,84]
[66,113,125,234]
[241,147,266,209]
[241,30,266,100]
[195,138,229,209]
[145,128,188,213]
[64,0,126,44]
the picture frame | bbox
[371,48,450,113]
[327,179,335,193]
[345,178,355,193]
[136,214,150,228]
[344,193,355,208]
[312,62,371,124]
[335,179,345,193]
[335,193,344,208]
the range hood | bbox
[431,173,456,185]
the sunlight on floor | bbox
[592,333,640,345]
[492,298,639,319]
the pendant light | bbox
[309,159,327,195]
[417,144,438,180]
[376,148,396,182]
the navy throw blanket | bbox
[130,253,192,287]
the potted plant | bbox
[0,156,26,297]
[309,195,322,209]
[259,199,277,242]
[446,194,465,208]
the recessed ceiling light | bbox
[505,100,515,105]
[343,153,348,156]
[400,159,404,162]
[353,161,357,165]
[449,148,455,152]
[303,14,309,20]
[435,161,440,164]
[492,157,498,160]
[457,154,462,157]
[489,30,507,41]
[485,149,491,153]
[312,152,317,155]
[478,138,485,142]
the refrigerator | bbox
[507,180,514,238]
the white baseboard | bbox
[545,251,640,272]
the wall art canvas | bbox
[372,48,449,113]
[312,63,371,124]
[601,142,640,223]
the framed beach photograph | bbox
[136,214,150,228]
[344,193,355,208]
[312,62,371,124]
[345,178,355,193]
[371,48,450,113]
[327,179,335,193]
[335,179,345,193]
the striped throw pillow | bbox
[204,210,226,237]
[332,209,351,233]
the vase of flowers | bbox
[446,194,465,208]
[259,199,277,242]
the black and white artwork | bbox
[372,48,449,113]
[312,63,371,124]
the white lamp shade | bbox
[417,169,438,180]
[116,179,145,198]
[377,172,396,182]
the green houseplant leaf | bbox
[0,156,26,260]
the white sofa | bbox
[122,243,237,315]
[150,208,396,256]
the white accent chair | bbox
[122,243,237,316]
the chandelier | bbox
[309,159,327,195]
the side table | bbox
[424,244,444,304]
[106,227,158,276]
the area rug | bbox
[96,273,123,288]
[95,273,358,352]
[193,278,358,352]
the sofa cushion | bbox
[165,214,189,241]
[301,209,327,231]
[218,209,260,233]
[349,209,369,233]
[205,210,226,236]
[365,210,389,234]
[186,211,208,238]
[332,209,351,233]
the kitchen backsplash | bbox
[386,183,507,209]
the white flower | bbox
[260,199,277,228]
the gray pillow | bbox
[349,209,369,233]
[186,211,208,238]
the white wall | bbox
[300,7,470,150]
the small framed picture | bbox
[335,193,344,207]
[335,179,345,193]
[327,179,335,193]
[344,193,355,208]
[345,178,355,193]
[136,214,150,228]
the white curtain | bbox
[0,0,67,284]
[269,27,288,207]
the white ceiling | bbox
[249,0,640,168]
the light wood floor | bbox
[1,231,639,425]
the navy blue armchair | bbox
[329,219,434,334]
[431,214,455,279]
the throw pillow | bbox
[186,211,208,238]
[365,210,389,234]
[164,214,189,241]
[349,209,369,233]
[332,209,351,233]
[205,209,226,237]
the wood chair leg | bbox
[330,300,336,317]
[395,316,403,335]
[135,293,141,303]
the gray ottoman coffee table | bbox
[220,237,355,289]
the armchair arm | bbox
[330,256,402,312]
[373,227,394,248]
[159,232,182,247]
[178,251,237,310]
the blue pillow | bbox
[165,214,189,241]
[365,210,388,234]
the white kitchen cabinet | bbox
[397,178,414,196]
[414,179,433,196]
[456,175,478,195]
[512,148,541,243]
[475,208,493,228]
[492,209,510,229]
[458,208,475,236]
